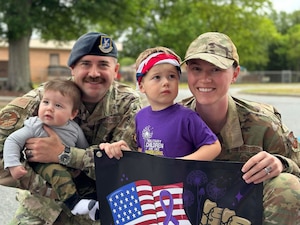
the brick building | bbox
[0,39,75,85]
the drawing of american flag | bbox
[106,180,191,225]
[153,183,191,225]
[107,180,157,224]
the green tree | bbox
[0,0,140,91]
[121,0,282,70]
[286,24,300,70]
[267,10,300,71]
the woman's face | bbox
[186,59,239,106]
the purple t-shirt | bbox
[135,103,217,158]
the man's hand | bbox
[25,125,65,163]
[242,151,284,184]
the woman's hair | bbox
[135,46,181,70]
[43,79,82,111]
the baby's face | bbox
[38,90,76,127]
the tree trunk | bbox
[7,34,32,92]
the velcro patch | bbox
[9,97,31,109]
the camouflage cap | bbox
[182,32,239,69]
[67,32,118,67]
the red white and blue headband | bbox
[136,52,181,85]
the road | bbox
[0,88,299,224]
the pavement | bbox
[0,186,19,225]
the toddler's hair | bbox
[135,46,181,71]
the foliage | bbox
[0,0,141,91]
[119,57,136,66]
[121,0,281,70]
[286,24,300,70]
[0,0,144,43]
[267,10,300,71]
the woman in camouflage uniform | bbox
[181,32,300,225]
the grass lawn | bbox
[178,82,300,96]
[230,83,300,96]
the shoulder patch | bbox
[288,131,298,149]
[9,97,31,109]
[0,110,20,130]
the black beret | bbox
[67,32,118,67]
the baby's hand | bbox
[9,165,28,180]
[99,140,130,160]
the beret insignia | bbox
[99,36,113,53]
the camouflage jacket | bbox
[181,95,300,178]
[0,80,142,223]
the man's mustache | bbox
[84,77,105,83]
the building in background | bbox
[0,39,122,85]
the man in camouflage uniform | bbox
[0,32,142,224]
[181,32,300,224]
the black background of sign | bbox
[94,150,263,225]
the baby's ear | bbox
[70,109,79,120]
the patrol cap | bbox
[182,32,239,69]
[67,32,118,67]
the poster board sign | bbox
[94,150,263,225]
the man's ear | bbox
[114,63,120,79]
[69,66,76,77]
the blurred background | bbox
[0,0,300,92]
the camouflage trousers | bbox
[7,164,97,225]
[32,163,77,203]
[263,172,300,225]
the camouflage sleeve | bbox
[275,124,300,177]
[261,106,300,178]
[0,87,44,188]
[68,145,98,180]
[0,88,42,144]
[110,95,142,150]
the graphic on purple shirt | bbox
[135,103,217,158]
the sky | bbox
[272,0,300,13]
